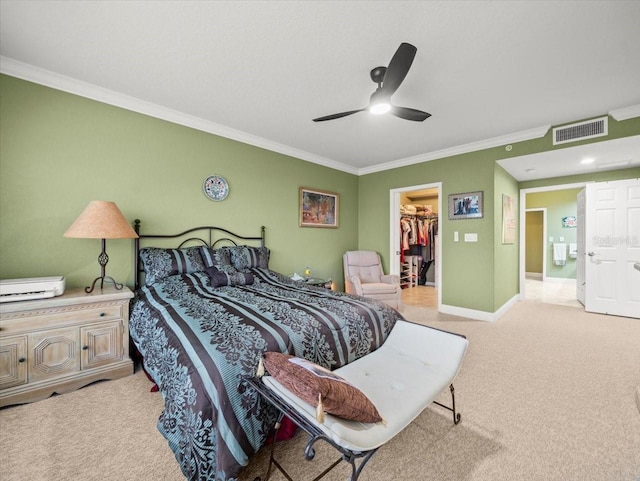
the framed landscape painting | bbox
[299,187,339,228]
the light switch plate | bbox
[464,233,478,242]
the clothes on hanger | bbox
[400,204,438,283]
[400,215,438,262]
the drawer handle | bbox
[99,312,106,317]
[82,346,89,350]
[18,357,26,363]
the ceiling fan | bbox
[312,42,431,123]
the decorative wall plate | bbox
[203,175,229,201]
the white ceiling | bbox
[1,1,639,178]
[498,134,640,182]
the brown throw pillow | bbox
[262,352,382,424]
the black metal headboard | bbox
[133,219,265,290]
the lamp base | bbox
[84,238,125,293]
[85,276,124,294]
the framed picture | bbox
[448,191,483,220]
[299,187,339,228]
[502,194,516,244]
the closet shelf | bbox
[400,255,420,288]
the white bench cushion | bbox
[262,320,468,452]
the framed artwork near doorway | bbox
[448,191,483,220]
[502,194,516,244]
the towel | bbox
[569,243,578,259]
[553,243,567,266]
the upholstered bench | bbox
[246,320,469,481]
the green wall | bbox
[359,116,640,314]
[359,149,498,312]
[493,163,519,308]
[1,73,639,316]
[0,75,359,289]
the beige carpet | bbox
[1,300,639,481]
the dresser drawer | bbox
[1,304,123,335]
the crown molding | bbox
[357,125,551,175]
[3,56,635,178]
[609,104,640,121]
[0,56,359,175]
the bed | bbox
[128,222,404,480]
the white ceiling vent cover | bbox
[553,117,608,145]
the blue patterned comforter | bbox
[129,268,402,480]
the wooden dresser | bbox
[0,286,134,407]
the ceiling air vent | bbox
[552,116,608,145]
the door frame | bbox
[390,182,442,310]
[519,182,588,300]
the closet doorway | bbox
[390,182,442,309]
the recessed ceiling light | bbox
[581,157,595,164]
[596,159,631,169]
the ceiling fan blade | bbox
[381,42,417,96]
[312,109,365,122]
[390,106,431,122]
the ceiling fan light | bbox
[370,102,391,115]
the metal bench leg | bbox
[246,377,460,481]
[255,412,293,481]
[433,383,461,424]
[302,435,378,481]
[255,426,379,481]
[345,448,378,481]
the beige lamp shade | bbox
[64,201,138,239]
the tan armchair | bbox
[343,250,402,311]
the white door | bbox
[584,178,640,318]
[576,189,586,305]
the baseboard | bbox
[525,272,543,279]
[440,294,519,322]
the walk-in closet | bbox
[400,188,439,307]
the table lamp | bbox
[64,200,138,293]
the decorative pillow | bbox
[262,352,382,424]
[205,265,254,288]
[140,247,205,286]
[227,246,270,270]
[199,246,232,268]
